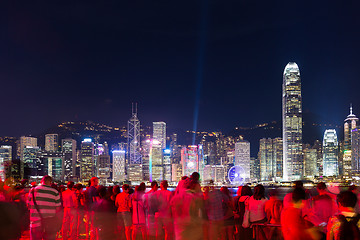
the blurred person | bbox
[204,185,227,240]
[264,189,283,240]
[131,183,147,240]
[74,183,86,238]
[174,176,189,195]
[93,186,117,240]
[145,181,159,240]
[154,180,174,240]
[265,189,283,224]
[27,175,62,240]
[283,181,304,209]
[116,184,132,240]
[112,185,121,202]
[87,177,99,239]
[171,178,204,240]
[327,191,360,240]
[220,186,235,240]
[190,172,202,193]
[62,181,78,240]
[306,182,338,236]
[281,187,320,240]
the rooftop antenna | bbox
[350,103,353,115]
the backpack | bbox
[337,214,360,240]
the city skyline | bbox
[1,1,360,137]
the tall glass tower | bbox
[323,129,339,177]
[282,62,303,181]
[127,103,142,165]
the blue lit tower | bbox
[282,62,303,181]
[323,129,339,177]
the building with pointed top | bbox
[343,105,359,177]
[282,62,303,181]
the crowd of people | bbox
[1,173,360,240]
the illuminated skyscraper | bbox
[203,165,225,184]
[23,146,41,179]
[163,149,172,181]
[181,145,204,177]
[234,141,250,180]
[153,122,166,149]
[127,103,142,165]
[62,139,76,181]
[113,150,126,182]
[45,134,59,152]
[19,136,37,179]
[259,138,274,181]
[127,104,142,182]
[150,140,163,181]
[40,151,64,181]
[323,129,339,177]
[0,146,12,181]
[80,139,94,182]
[343,106,359,177]
[282,62,303,181]
[303,148,317,177]
[97,155,111,183]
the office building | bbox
[97,155,111,183]
[0,146,12,181]
[127,103,142,165]
[171,163,182,182]
[153,122,166,149]
[322,129,339,177]
[62,139,77,181]
[304,148,317,177]
[163,149,172,181]
[282,62,303,180]
[113,150,126,183]
[234,141,250,180]
[19,136,38,179]
[45,134,59,152]
[181,145,204,177]
[80,139,94,182]
[203,165,225,184]
[40,151,65,181]
[23,146,41,179]
[342,106,359,177]
[150,140,163,181]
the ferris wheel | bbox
[228,165,245,185]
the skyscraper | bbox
[113,150,126,182]
[234,141,250,180]
[18,136,38,179]
[181,145,204,177]
[153,122,166,149]
[45,134,59,152]
[80,138,94,182]
[127,103,142,165]
[303,148,317,177]
[259,138,274,181]
[343,106,359,177]
[62,139,77,181]
[282,62,303,181]
[127,104,142,182]
[150,140,163,181]
[258,138,283,181]
[0,146,12,181]
[323,129,339,177]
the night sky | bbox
[2,1,360,137]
